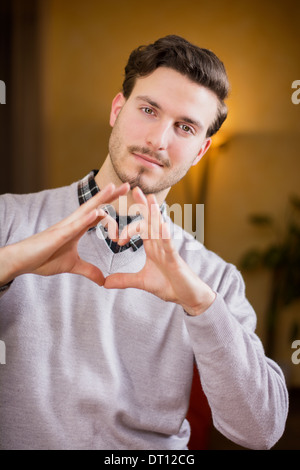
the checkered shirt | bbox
[78,170,166,253]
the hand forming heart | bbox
[0,183,215,316]
[104,187,216,316]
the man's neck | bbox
[95,155,169,215]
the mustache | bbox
[128,145,170,168]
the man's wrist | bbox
[0,244,19,287]
[0,279,14,291]
[182,289,216,317]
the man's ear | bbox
[109,92,126,127]
[192,138,212,167]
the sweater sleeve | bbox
[0,280,14,298]
[183,267,288,450]
[0,195,13,298]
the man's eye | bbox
[179,124,193,134]
[142,107,154,115]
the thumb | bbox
[71,259,105,286]
[104,272,143,290]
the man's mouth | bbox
[132,152,164,168]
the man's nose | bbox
[146,121,171,151]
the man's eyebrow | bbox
[135,95,204,131]
[135,95,161,109]
[180,116,204,131]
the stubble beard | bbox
[108,123,192,195]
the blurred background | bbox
[0,0,299,450]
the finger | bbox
[95,209,119,242]
[17,209,103,277]
[71,258,105,286]
[104,272,143,290]
[161,221,171,241]
[87,182,129,211]
[129,188,149,219]
[147,194,162,240]
[59,182,130,228]
[58,184,115,228]
[101,182,130,206]
[160,222,182,265]
[131,186,148,205]
[131,189,162,240]
[118,218,147,245]
[66,182,129,240]
[47,183,129,248]
[117,186,149,245]
[49,209,100,247]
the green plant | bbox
[240,196,300,357]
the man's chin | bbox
[119,171,152,194]
[127,179,153,195]
[112,163,170,195]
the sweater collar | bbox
[78,170,166,252]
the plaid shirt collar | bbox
[78,170,167,253]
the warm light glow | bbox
[210,131,232,150]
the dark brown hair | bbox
[122,35,229,137]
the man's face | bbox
[108,67,219,196]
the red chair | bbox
[186,364,212,450]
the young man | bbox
[0,35,288,450]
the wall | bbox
[41,0,300,185]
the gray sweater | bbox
[0,181,288,450]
